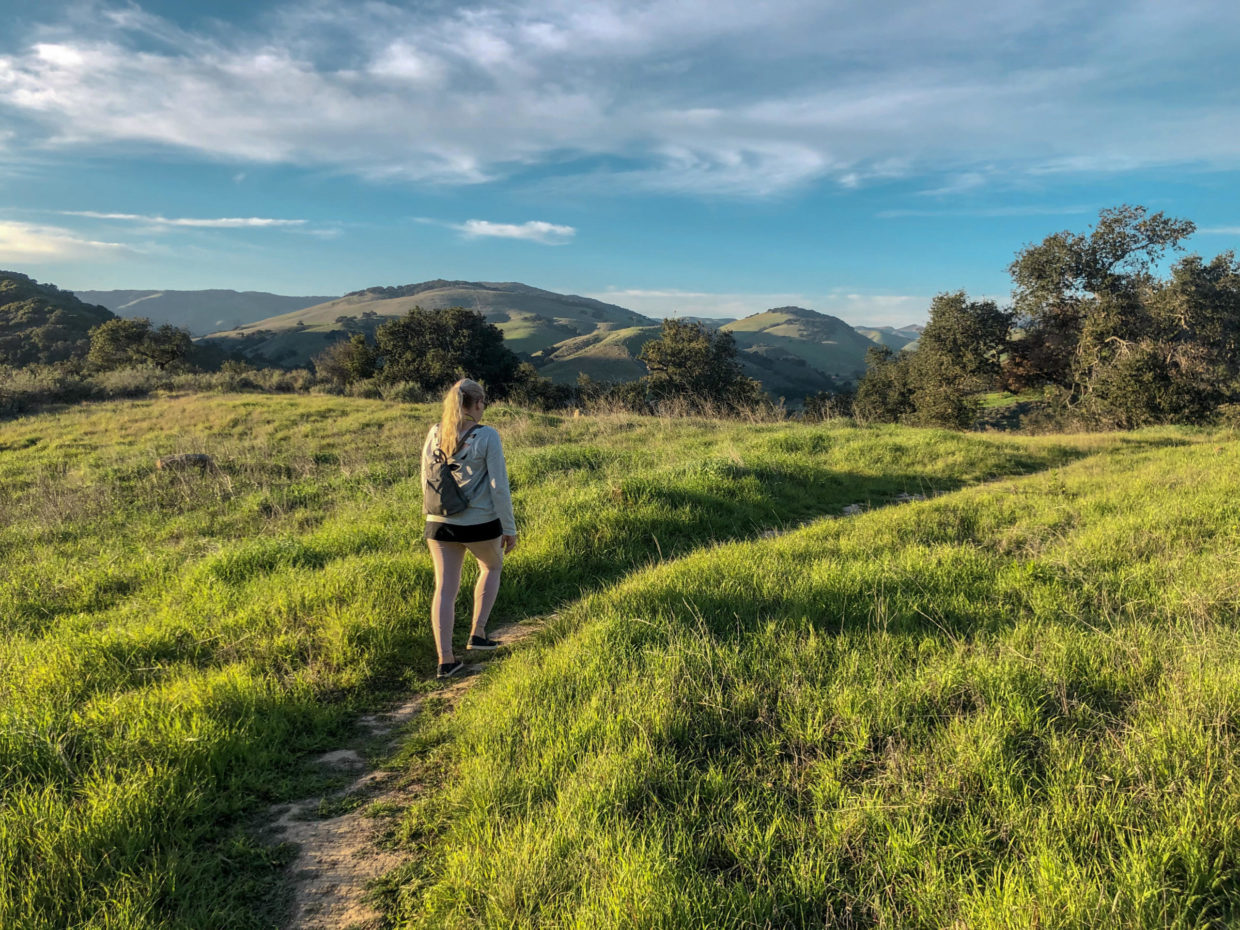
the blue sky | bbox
[0,0,1238,325]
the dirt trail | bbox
[269,491,935,927]
[271,620,542,930]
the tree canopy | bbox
[87,318,192,371]
[855,293,1010,428]
[639,319,765,410]
[312,333,377,386]
[374,306,521,394]
[857,205,1240,429]
[0,271,115,366]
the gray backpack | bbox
[424,424,480,516]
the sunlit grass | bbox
[389,429,1240,929]
[0,393,1100,928]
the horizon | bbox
[62,278,929,329]
[1,1,1238,327]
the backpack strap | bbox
[432,423,482,462]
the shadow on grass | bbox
[8,432,1194,928]
[481,440,1106,636]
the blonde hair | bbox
[437,378,486,456]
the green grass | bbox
[387,430,1240,928]
[7,395,1235,928]
[0,393,1102,928]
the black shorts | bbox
[424,518,503,543]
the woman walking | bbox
[421,378,518,679]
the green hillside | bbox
[735,344,845,399]
[0,271,114,365]
[855,324,922,352]
[197,289,884,401]
[5,393,1239,927]
[532,315,852,400]
[202,280,655,364]
[534,325,660,384]
[722,306,878,384]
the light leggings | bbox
[426,537,504,663]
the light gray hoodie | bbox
[421,424,517,536]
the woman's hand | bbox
[501,534,518,554]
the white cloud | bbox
[1197,227,1240,235]
[455,219,576,245]
[0,1,1236,196]
[0,220,131,262]
[62,211,307,228]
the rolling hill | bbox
[854,323,923,351]
[77,289,339,336]
[192,283,882,398]
[203,280,657,365]
[534,325,660,384]
[529,307,864,400]
[721,306,878,384]
[8,393,1237,928]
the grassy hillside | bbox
[855,324,922,352]
[736,344,843,400]
[533,320,848,400]
[0,395,1107,928]
[722,307,877,384]
[388,428,1240,928]
[535,325,660,384]
[203,281,654,364]
[197,290,889,401]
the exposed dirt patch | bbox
[271,619,543,930]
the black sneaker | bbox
[437,660,465,679]
[466,635,500,651]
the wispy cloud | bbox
[0,220,132,262]
[0,2,1237,197]
[62,211,308,228]
[1197,226,1240,235]
[412,215,575,243]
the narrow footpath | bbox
[270,619,543,930]
[268,485,954,927]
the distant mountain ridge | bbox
[0,267,929,401]
[854,323,924,352]
[189,282,889,398]
[202,279,658,365]
[77,289,339,336]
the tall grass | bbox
[389,430,1240,929]
[0,393,1094,928]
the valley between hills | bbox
[80,280,924,399]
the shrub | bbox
[378,380,432,403]
[0,363,93,414]
[346,378,383,400]
[91,366,174,397]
